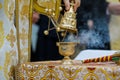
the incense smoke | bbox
[64,17,110,49]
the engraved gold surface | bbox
[57,42,78,64]
[28,0,33,62]
[59,1,77,33]
[15,0,21,63]
[33,0,61,21]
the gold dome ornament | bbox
[44,30,49,35]
[59,0,77,33]
[59,7,62,11]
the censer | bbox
[57,42,78,64]
[58,0,77,33]
[33,0,79,64]
[56,0,79,64]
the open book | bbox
[74,50,118,60]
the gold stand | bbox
[57,42,78,64]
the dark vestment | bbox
[32,15,63,61]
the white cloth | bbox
[32,24,39,52]
[74,50,118,60]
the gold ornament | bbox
[57,42,78,64]
[59,0,77,33]
[44,30,49,35]
[61,32,66,37]
[6,29,16,48]
[52,13,55,16]
[56,27,60,32]
[59,7,62,11]
[19,28,28,46]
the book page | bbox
[75,50,117,60]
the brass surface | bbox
[59,0,77,33]
[57,42,78,64]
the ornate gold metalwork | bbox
[28,0,33,62]
[15,0,21,63]
[44,30,49,35]
[59,67,82,79]
[6,29,16,48]
[57,42,78,64]
[33,0,61,21]
[59,0,77,33]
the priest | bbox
[34,0,120,61]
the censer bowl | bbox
[57,42,78,64]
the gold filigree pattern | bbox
[41,67,59,80]
[20,5,29,21]
[20,48,28,63]
[15,61,120,80]
[4,50,16,80]
[0,21,4,48]
[17,0,31,63]
[19,0,30,23]
[6,29,16,48]
[19,28,28,46]
[4,0,15,22]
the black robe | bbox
[32,15,63,61]
[77,0,110,49]
[31,0,110,61]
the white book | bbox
[74,50,118,60]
